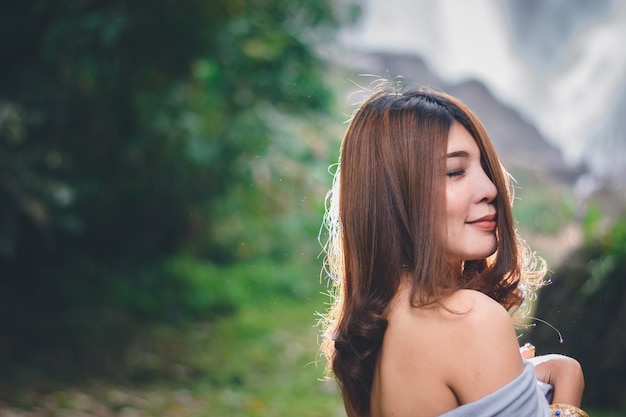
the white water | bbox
[339,0,626,183]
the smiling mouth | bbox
[466,215,497,231]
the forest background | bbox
[1,1,625,416]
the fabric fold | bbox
[438,360,552,417]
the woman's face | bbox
[444,122,498,261]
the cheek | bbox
[444,209,463,246]
[445,195,464,228]
[446,219,463,242]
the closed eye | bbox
[446,170,465,178]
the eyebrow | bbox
[446,150,470,158]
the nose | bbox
[477,168,497,203]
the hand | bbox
[519,342,535,359]
[527,354,585,407]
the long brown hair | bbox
[320,83,545,416]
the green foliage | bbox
[0,0,344,264]
[510,169,576,235]
[161,254,322,318]
[0,257,326,381]
[581,200,605,241]
[528,212,626,409]
[579,212,626,297]
[0,296,346,417]
[0,0,356,378]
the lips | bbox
[466,214,496,231]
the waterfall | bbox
[338,0,626,185]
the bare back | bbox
[369,286,524,417]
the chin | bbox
[462,247,497,261]
[448,238,497,261]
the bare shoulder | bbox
[440,289,512,323]
[374,288,524,416]
[388,289,512,338]
[438,290,524,404]
[428,289,521,363]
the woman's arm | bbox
[528,354,585,407]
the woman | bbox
[320,83,587,417]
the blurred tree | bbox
[523,215,626,410]
[0,0,357,374]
